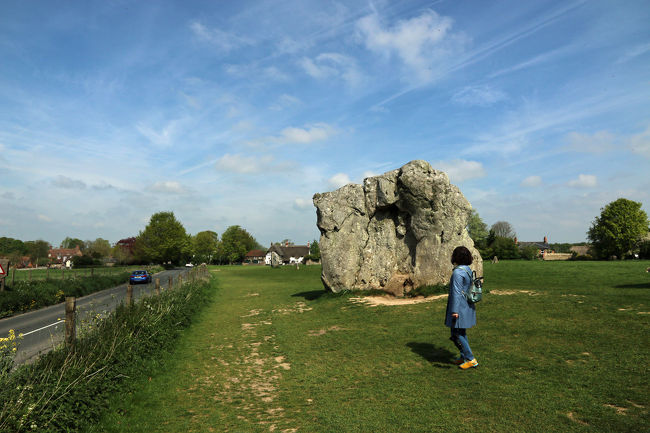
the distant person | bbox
[445,246,479,369]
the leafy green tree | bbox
[0,237,26,256]
[309,239,320,260]
[61,237,85,250]
[193,230,219,264]
[218,225,261,264]
[489,236,521,259]
[520,245,539,260]
[24,240,50,266]
[86,238,111,259]
[135,212,192,265]
[490,221,516,239]
[467,210,489,244]
[587,198,649,259]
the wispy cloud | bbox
[568,174,597,188]
[567,130,616,153]
[615,42,650,64]
[214,153,295,174]
[299,53,363,87]
[451,85,507,107]
[433,159,486,183]
[628,126,650,158]
[148,181,190,195]
[328,173,351,189]
[190,21,254,52]
[356,9,466,85]
[521,175,542,187]
[52,175,87,189]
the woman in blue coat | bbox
[445,246,478,369]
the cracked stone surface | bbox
[313,160,482,295]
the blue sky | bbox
[1,0,649,247]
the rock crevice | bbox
[313,160,482,295]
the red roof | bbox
[245,249,266,258]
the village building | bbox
[264,243,310,265]
[48,245,82,268]
[243,249,266,265]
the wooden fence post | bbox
[126,284,133,306]
[65,297,76,349]
[178,275,182,287]
[155,278,160,295]
[46,267,50,280]
[12,268,15,286]
[168,276,173,290]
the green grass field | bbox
[90,261,649,433]
[7,265,162,282]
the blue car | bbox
[129,270,152,285]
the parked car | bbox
[185,263,194,267]
[129,270,152,285]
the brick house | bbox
[243,249,267,265]
[48,245,83,268]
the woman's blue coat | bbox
[444,265,477,329]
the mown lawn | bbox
[90,261,649,433]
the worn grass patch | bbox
[91,261,649,433]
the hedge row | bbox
[0,274,214,432]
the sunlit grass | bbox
[92,261,650,433]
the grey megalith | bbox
[313,160,482,295]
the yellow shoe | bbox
[459,358,478,369]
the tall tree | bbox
[587,198,649,259]
[24,240,50,266]
[309,239,320,260]
[86,238,111,259]
[490,221,516,239]
[136,212,192,265]
[60,237,84,250]
[193,230,219,264]
[467,210,489,243]
[218,225,261,264]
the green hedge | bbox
[0,275,214,432]
[0,273,133,318]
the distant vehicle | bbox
[129,270,152,284]
[185,263,194,267]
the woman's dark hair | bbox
[451,246,473,266]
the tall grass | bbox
[0,267,215,433]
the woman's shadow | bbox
[406,342,456,369]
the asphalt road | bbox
[0,267,189,365]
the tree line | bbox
[467,198,649,260]
[0,211,267,268]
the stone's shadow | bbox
[292,290,327,301]
[614,283,650,289]
[407,342,455,369]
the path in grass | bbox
[93,262,650,433]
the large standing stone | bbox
[313,160,482,295]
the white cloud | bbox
[451,85,507,107]
[215,153,295,174]
[362,170,377,179]
[37,214,52,222]
[568,174,597,188]
[299,53,362,87]
[190,21,253,52]
[356,10,465,84]
[269,94,302,111]
[567,130,616,153]
[279,123,337,144]
[521,175,542,187]
[148,181,188,195]
[616,42,650,64]
[52,175,87,189]
[628,126,650,158]
[136,119,185,146]
[328,173,351,189]
[433,159,486,183]
[293,198,312,209]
